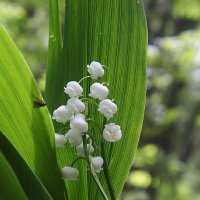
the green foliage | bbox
[0,25,65,199]
[46,0,147,199]
[0,0,147,199]
[173,0,200,20]
[0,132,53,200]
[122,28,200,200]
[0,1,48,80]
[0,153,28,200]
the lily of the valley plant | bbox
[53,61,122,199]
[0,1,147,199]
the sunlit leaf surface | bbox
[46,0,147,199]
[0,24,65,199]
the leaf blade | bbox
[0,24,65,199]
[0,132,53,200]
[46,0,147,199]
[0,153,28,200]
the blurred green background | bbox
[1,0,200,199]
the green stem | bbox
[86,118,102,132]
[108,143,114,168]
[81,97,99,107]
[71,157,86,167]
[58,126,70,134]
[82,135,108,200]
[86,132,100,149]
[101,143,115,200]
[101,118,116,200]
[101,82,109,87]
[78,75,91,84]
[102,65,109,71]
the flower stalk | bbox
[101,118,116,200]
[52,61,122,199]
[82,134,109,200]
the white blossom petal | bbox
[55,133,67,147]
[64,81,83,97]
[65,129,82,146]
[67,97,85,114]
[76,142,94,157]
[89,83,109,100]
[87,61,104,79]
[70,114,88,133]
[52,105,73,124]
[61,166,79,180]
[98,99,117,120]
[103,123,122,142]
[90,156,104,173]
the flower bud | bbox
[52,105,73,124]
[67,97,85,114]
[64,81,83,97]
[61,166,79,180]
[89,83,109,100]
[103,123,122,142]
[90,156,104,173]
[87,61,104,79]
[65,129,82,146]
[55,133,67,147]
[98,99,117,120]
[70,114,88,133]
[76,142,94,157]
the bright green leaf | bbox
[46,0,147,199]
[0,24,65,199]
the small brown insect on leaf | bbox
[33,98,47,108]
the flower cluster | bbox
[52,61,122,181]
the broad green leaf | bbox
[0,24,65,199]
[46,0,63,108]
[46,0,147,199]
[0,132,53,200]
[0,152,28,200]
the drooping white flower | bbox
[67,97,85,114]
[89,83,109,100]
[70,114,88,133]
[98,99,117,120]
[90,156,104,173]
[87,61,104,79]
[61,166,79,180]
[55,133,67,147]
[52,105,73,124]
[65,129,82,146]
[76,142,94,157]
[64,81,83,97]
[103,123,122,142]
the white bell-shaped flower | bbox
[61,166,79,180]
[64,81,83,97]
[70,114,88,133]
[103,123,122,142]
[98,99,117,120]
[67,97,85,114]
[90,156,104,173]
[65,129,82,146]
[87,61,104,79]
[89,83,109,100]
[55,133,67,147]
[52,105,73,124]
[76,142,94,157]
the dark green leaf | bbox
[0,152,28,200]
[0,132,53,200]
